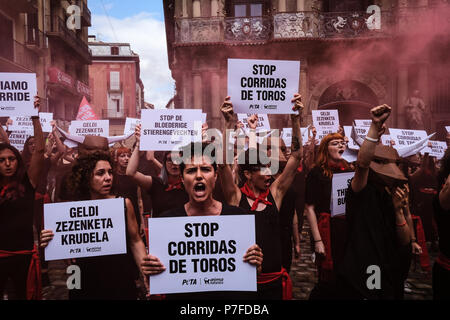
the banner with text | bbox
[69,120,109,137]
[140,109,202,151]
[8,113,53,133]
[44,198,127,261]
[331,172,355,217]
[421,141,447,159]
[228,59,300,114]
[123,117,141,136]
[389,128,428,149]
[9,130,33,151]
[148,215,257,294]
[0,73,37,116]
[312,110,340,137]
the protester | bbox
[217,94,303,300]
[140,142,263,299]
[432,148,450,299]
[40,151,148,300]
[337,104,413,299]
[304,132,351,299]
[0,97,44,300]
[126,124,189,218]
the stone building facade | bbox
[163,0,449,140]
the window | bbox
[0,12,13,61]
[229,1,267,17]
[110,71,120,91]
[111,46,119,55]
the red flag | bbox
[76,96,99,120]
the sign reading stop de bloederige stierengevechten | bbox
[0,73,38,117]
[43,198,127,261]
[228,59,300,114]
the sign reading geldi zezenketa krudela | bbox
[43,198,127,261]
[148,215,257,294]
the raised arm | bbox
[0,118,9,143]
[271,94,304,208]
[218,96,242,206]
[126,124,153,191]
[351,104,391,193]
[27,97,45,189]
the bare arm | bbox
[146,150,162,175]
[28,98,45,189]
[292,210,301,259]
[218,96,242,206]
[125,199,148,277]
[0,119,9,143]
[126,124,153,191]
[271,94,303,208]
[388,186,412,246]
[305,203,325,256]
[351,104,391,193]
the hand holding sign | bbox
[34,95,41,113]
[221,96,237,129]
[40,229,54,248]
[290,94,304,119]
[141,254,166,276]
[242,244,263,274]
[134,123,142,143]
[247,114,258,130]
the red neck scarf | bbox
[240,182,272,211]
[297,163,303,173]
[328,160,346,172]
[165,179,183,192]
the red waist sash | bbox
[411,215,431,273]
[257,268,292,300]
[0,245,42,300]
[436,253,450,271]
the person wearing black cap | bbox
[337,104,413,299]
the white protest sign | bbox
[237,113,271,134]
[381,134,392,146]
[0,73,37,116]
[43,198,127,261]
[69,120,110,137]
[312,110,340,134]
[331,172,355,217]
[140,109,202,151]
[316,127,334,142]
[389,128,428,149]
[421,141,447,159]
[148,215,257,294]
[344,125,369,150]
[202,113,207,124]
[8,130,33,151]
[228,59,300,114]
[281,127,309,147]
[8,113,53,133]
[354,119,372,127]
[446,126,450,133]
[123,117,141,135]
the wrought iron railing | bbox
[0,40,39,72]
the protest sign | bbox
[331,172,355,217]
[281,127,309,147]
[43,198,127,261]
[123,117,141,135]
[227,59,300,114]
[389,128,428,149]
[381,135,392,146]
[353,119,372,127]
[312,110,340,135]
[8,113,53,133]
[140,109,202,151]
[446,126,450,133]
[148,215,257,294]
[0,73,37,116]
[202,113,207,124]
[8,130,33,151]
[421,141,447,159]
[69,120,109,137]
[237,113,271,134]
[344,125,369,150]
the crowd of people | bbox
[0,95,449,300]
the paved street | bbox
[38,220,435,300]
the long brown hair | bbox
[315,133,349,179]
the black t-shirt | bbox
[279,186,296,272]
[158,203,257,300]
[113,174,141,227]
[0,173,35,251]
[338,182,412,299]
[149,177,189,217]
[305,166,333,214]
[433,195,450,258]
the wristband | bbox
[396,220,407,227]
[315,239,323,243]
[31,115,39,120]
[365,135,379,143]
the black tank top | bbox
[239,191,282,273]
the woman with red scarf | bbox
[218,94,304,300]
[304,132,351,299]
[0,97,44,300]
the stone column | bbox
[193,73,203,109]
[211,72,221,119]
[193,0,201,17]
[397,63,408,129]
[296,0,305,11]
[417,63,430,130]
[211,0,219,17]
[182,0,189,17]
[278,0,287,12]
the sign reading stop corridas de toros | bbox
[43,198,127,261]
[0,73,38,117]
[148,215,257,294]
[228,59,300,114]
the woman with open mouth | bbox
[217,94,304,300]
[140,142,263,300]
[304,132,352,300]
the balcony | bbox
[0,39,38,72]
[102,109,128,119]
[25,25,47,55]
[78,0,92,27]
[46,15,91,63]
[0,0,37,13]
[174,10,394,45]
